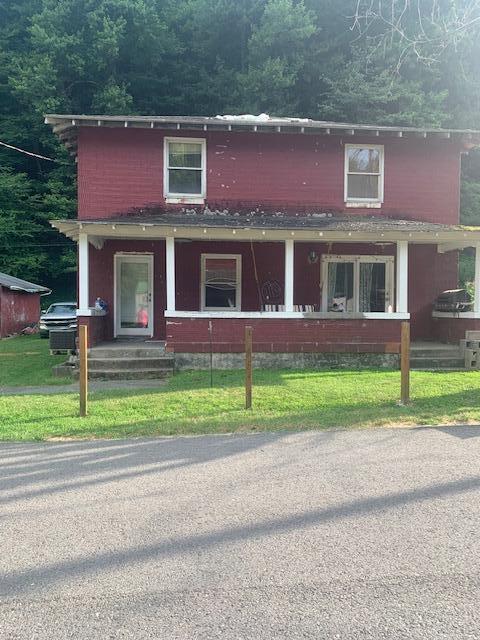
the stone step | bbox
[89,348,166,359]
[412,367,466,372]
[410,348,460,358]
[74,369,171,381]
[88,357,173,371]
[411,356,465,369]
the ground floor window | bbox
[321,255,394,313]
[201,254,242,311]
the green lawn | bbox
[1,368,480,441]
[0,334,70,386]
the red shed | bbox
[0,272,51,338]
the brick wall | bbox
[166,317,402,353]
[77,315,106,347]
[432,316,480,344]
[78,127,462,224]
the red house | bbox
[46,114,480,366]
[0,272,50,338]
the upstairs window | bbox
[345,144,384,203]
[201,254,241,311]
[165,138,206,200]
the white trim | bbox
[284,239,294,312]
[433,311,480,319]
[78,233,89,311]
[76,309,106,317]
[475,243,480,314]
[396,241,409,313]
[164,137,206,201]
[114,253,154,337]
[200,253,242,311]
[165,196,205,205]
[166,236,176,312]
[165,310,409,320]
[321,254,394,313]
[345,201,382,209]
[344,143,384,204]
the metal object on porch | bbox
[434,289,473,313]
[49,328,76,354]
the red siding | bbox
[0,287,41,337]
[77,128,462,224]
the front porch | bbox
[53,213,480,364]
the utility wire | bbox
[0,140,58,162]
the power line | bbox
[0,140,58,162]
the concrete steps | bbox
[410,343,464,370]
[75,341,174,381]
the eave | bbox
[44,113,480,157]
[50,218,480,251]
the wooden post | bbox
[245,326,253,409]
[400,321,410,405]
[79,324,88,417]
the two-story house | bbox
[45,113,480,367]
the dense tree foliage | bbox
[1,0,480,292]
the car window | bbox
[47,304,76,314]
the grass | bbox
[0,334,70,386]
[1,368,480,441]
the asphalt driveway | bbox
[1,426,480,639]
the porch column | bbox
[396,240,408,313]
[166,236,176,312]
[78,232,89,312]
[285,239,294,312]
[474,243,480,314]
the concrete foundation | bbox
[173,352,400,370]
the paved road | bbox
[1,427,480,639]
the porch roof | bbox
[51,213,480,248]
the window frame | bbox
[164,136,207,202]
[344,144,384,205]
[321,254,394,313]
[200,253,242,312]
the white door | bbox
[115,254,153,337]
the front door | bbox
[115,254,153,337]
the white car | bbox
[39,302,77,338]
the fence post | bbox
[79,324,88,417]
[400,321,410,405]
[245,326,253,409]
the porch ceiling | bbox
[51,214,480,248]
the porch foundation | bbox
[173,351,399,370]
[166,317,403,353]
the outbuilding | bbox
[0,272,51,338]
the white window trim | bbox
[201,253,242,312]
[164,137,206,202]
[321,254,394,313]
[344,143,384,205]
